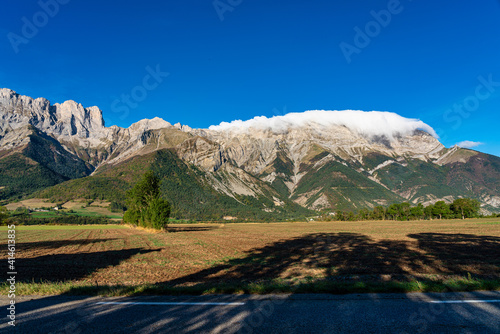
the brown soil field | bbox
[1,219,499,290]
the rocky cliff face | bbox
[0,88,444,172]
[0,88,185,168]
[0,88,105,139]
[1,88,499,214]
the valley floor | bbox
[1,219,499,295]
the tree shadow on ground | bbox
[1,248,160,282]
[8,238,117,251]
[409,233,500,277]
[166,226,218,233]
[161,232,500,288]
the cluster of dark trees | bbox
[123,171,171,230]
[0,206,8,225]
[322,198,486,221]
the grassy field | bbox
[1,218,499,296]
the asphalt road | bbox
[1,291,499,333]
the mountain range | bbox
[1,88,499,220]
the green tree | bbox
[109,201,126,213]
[371,206,386,220]
[450,198,481,219]
[13,206,29,216]
[128,171,160,211]
[399,202,411,220]
[346,211,355,221]
[432,201,451,220]
[124,171,170,230]
[335,210,345,221]
[424,204,434,219]
[0,206,9,225]
[357,208,370,221]
[147,197,171,229]
[387,203,401,220]
[123,208,141,226]
[410,204,424,220]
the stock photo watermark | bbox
[7,0,70,54]
[432,73,499,147]
[404,290,491,334]
[213,0,243,21]
[239,298,285,334]
[6,224,16,326]
[339,0,412,64]
[442,74,499,130]
[110,64,169,120]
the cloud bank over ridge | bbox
[209,110,438,139]
[456,140,483,149]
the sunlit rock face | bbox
[2,88,499,214]
[0,88,444,170]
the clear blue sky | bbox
[1,0,500,156]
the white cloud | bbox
[455,140,484,149]
[208,110,437,139]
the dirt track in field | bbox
[1,220,499,287]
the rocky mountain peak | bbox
[52,100,105,137]
[0,88,106,140]
[173,122,193,132]
[129,117,172,133]
[0,88,51,117]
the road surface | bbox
[1,291,499,333]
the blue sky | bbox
[1,0,500,156]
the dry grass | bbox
[88,200,111,207]
[63,200,120,217]
[60,199,88,210]
[1,218,499,295]
[5,198,54,210]
[75,206,121,217]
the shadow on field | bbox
[11,238,117,251]
[166,226,218,233]
[409,233,500,276]
[160,232,500,287]
[5,248,160,282]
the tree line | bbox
[321,198,488,221]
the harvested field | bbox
[1,219,499,295]
[59,200,88,210]
[5,198,54,210]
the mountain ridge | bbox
[1,88,499,218]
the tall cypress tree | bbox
[124,171,170,230]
